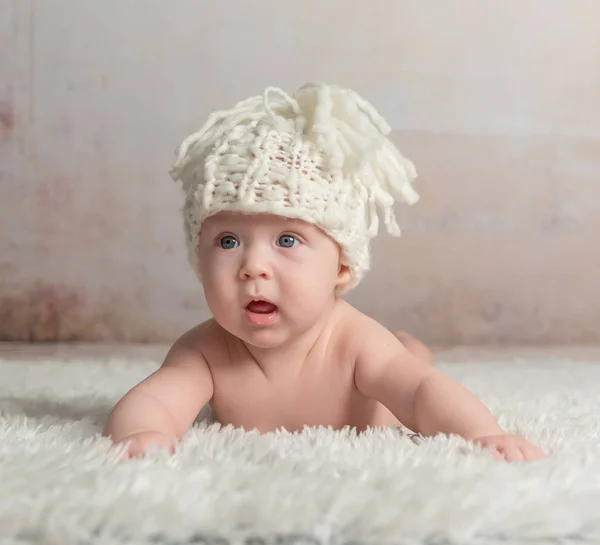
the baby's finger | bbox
[521,442,545,461]
[500,444,525,462]
[487,445,504,461]
[123,437,146,459]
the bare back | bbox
[189,300,402,433]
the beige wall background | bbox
[1,0,599,345]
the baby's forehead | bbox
[203,212,312,231]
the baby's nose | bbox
[239,250,272,280]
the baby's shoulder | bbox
[332,299,398,357]
[167,319,228,362]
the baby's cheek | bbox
[202,270,231,306]
[288,266,335,303]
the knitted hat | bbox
[169,82,419,290]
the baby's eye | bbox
[218,235,239,249]
[277,234,298,248]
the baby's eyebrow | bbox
[199,224,228,238]
[285,222,315,234]
[203,219,236,231]
[278,217,305,228]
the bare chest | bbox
[208,355,374,432]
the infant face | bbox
[196,212,349,348]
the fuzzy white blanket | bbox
[1,346,599,545]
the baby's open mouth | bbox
[246,300,278,314]
[245,300,278,326]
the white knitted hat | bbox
[170,82,419,290]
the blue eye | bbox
[277,234,298,248]
[218,235,239,249]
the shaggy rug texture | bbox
[0,345,599,545]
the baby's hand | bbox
[474,434,545,462]
[116,431,177,460]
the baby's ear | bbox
[335,264,352,290]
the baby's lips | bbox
[246,300,278,314]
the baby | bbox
[103,83,543,462]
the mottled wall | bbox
[1,0,599,344]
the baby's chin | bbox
[233,326,293,350]
[214,317,296,350]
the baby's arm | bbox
[102,332,214,458]
[353,318,543,461]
